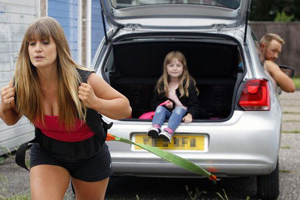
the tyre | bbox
[257,161,279,200]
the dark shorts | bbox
[30,143,113,182]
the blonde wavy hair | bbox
[156,51,199,98]
[14,17,88,128]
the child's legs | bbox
[152,106,171,126]
[167,107,187,131]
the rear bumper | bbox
[111,160,275,178]
[106,111,281,178]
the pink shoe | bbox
[159,128,173,142]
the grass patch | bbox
[0,146,12,165]
[0,174,31,200]
[283,120,300,122]
[0,195,32,200]
[216,189,229,200]
[293,76,300,89]
[185,186,251,200]
[282,131,300,134]
[281,145,292,149]
[186,185,207,200]
[279,170,292,173]
[282,111,300,114]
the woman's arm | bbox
[78,73,132,120]
[265,61,295,93]
[0,83,21,125]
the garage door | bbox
[0,0,37,155]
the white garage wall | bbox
[0,0,39,155]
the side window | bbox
[237,48,244,72]
[251,30,265,66]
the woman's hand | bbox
[1,83,15,112]
[81,73,131,119]
[78,82,99,109]
[182,113,193,123]
[0,82,20,125]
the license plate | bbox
[132,134,207,151]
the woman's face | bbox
[28,36,57,69]
[166,57,184,79]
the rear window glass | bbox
[251,30,265,66]
[112,0,241,9]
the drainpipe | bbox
[78,0,82,65]
[36,0,40,17]
[86,0,92,67]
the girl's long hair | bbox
[155,51,199,97]
[14,17,88,129]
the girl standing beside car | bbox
[147,51,199,142]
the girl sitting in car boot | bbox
[147,51,199,142]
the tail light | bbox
[239,79,270,111]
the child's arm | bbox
[150,91,175,110]
[185,84,200,122]
[159,100,174,109]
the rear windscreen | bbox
[112,0,241,9]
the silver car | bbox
[93,1,291,199]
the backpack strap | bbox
[15,142,31,171]
[15,129,40,171]
[15,68,113,171]
[85,108,112,145]
[77,68,113,145]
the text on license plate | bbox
[133,134,207,151]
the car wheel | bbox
[257,161,279,200]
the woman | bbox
[0,17,131,199]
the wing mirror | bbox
[279,65,295,78]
